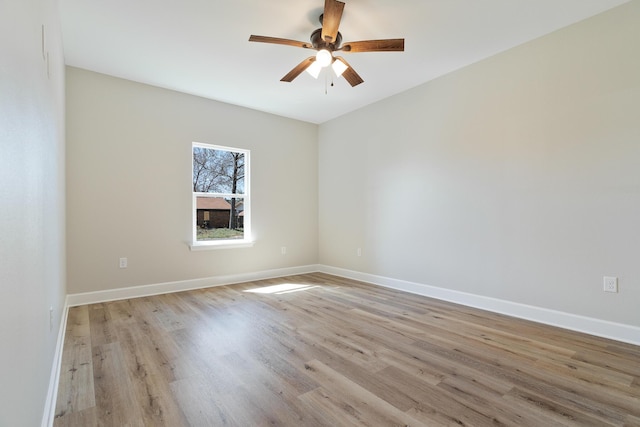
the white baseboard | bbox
[66,264,321,306]
[318,265,640,346]
[41,304,70,427]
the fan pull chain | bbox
[325,70,328,94]
[323,70,335,95]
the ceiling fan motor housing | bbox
[311,28,342,51]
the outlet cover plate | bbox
[603,276,618,293]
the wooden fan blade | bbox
[321,0,345,43]
[249,35,313,49]
[281,57,316,82]
[334,56,363,87]
[340,39,404,52]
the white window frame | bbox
[190,142,252,250]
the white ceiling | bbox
[59,0,628,124]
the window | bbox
[191,142,251,249]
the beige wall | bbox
[0,0,66,425]
[66,68,318,293]
[319,1,640,327]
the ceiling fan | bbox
[249,0,404,87]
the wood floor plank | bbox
[625,414,640,427]
[169,374,234,426]
[301,359,425,426]
[87,304,116,347]
[90,342,145,427]
[54,306,95,419]
[51,406,97,427]
[504,386,619,426]
[114,323,188,425]
[296,387,363,427]
[212,351,326,426]
[573,347,640,378]
[53,273,640,426]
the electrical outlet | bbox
[119,257,128,268]
[49,306,54,331]
[281,247,287,255]
[603,276,618,293]
[357,247,362,257]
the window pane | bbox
[193,147,245,194]
[195,196,244,241]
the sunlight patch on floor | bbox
[244,283,318,294]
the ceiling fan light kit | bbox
[331,58,348,77]
[306,60,322,79]
[316,49,333,67]
[249,0,404,87]
[305,56,347,80]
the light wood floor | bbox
[54,273,640,426]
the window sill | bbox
[189,240,254,251]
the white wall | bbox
[319,1,640,328]
[66,68,318,294]
[0,0,66,425]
